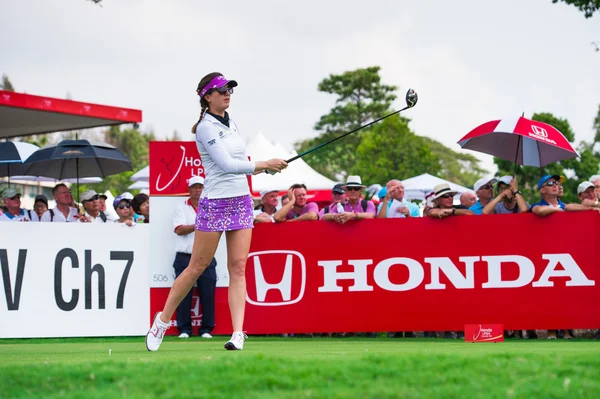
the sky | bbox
[2,0,599,178]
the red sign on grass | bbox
[464,324,504,343]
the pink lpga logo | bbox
[531,125,548,138]
[472,325,493,340]
[465,324,504,342]
[155,145,186,192]
[246,250,306,307]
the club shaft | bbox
[286,106,409,163]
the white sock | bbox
[156,314,169,327]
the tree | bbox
[295,66,397,180]
[353,116,441,185]
[494,112,599,204]
[1,74,15,91]
[552,0,600,18]
[421,137,485,189]
[593,104,600,146]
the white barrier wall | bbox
[0,223,149,338]
[149,197,230,288]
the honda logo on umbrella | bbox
[246,250,306,306]
[531,125,548,138]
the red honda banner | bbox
[151,209,600,335]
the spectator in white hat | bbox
[254,188,279,223]
[321,176,376,224]
[482,175,530,215]
[586,175,600,201]
[79,190,108,223]
[426,183,474,218]
[171,175,217,339]
[469,177,498,214]
[0,189,36,222]
[577,181,600,207]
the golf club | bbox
[266,88,418,174]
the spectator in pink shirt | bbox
[321,176,376,224]
[274,183,319,222]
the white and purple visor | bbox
[198,75,238,97]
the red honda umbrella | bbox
[457,116,579,168]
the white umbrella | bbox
[0,141,40,186]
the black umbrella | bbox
[22,139,132,203]
[0,141,40,188]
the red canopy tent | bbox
[0,90,142,139]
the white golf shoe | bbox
[145,312,169,352]
[224,331,247,350]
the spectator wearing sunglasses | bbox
[426,183,474,218]
[531,175,596,216]
[469,177,498,214]
[482,175,530,215]
[114,196,135,226]
[318,183,347,218]
[274,183,319,222]
[321,176,376,223]
[79,190,108,223]
[0,189,36,222]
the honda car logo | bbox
[531,125,548,138]
[246,250,306,306]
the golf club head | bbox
[405,88,418,108]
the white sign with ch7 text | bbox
[0,223,149,338]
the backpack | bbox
[323,199,369,214]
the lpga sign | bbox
[149,141,205,196]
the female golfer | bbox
[146,72,287,351]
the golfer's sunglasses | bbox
[210,86,234,95]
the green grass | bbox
[1,337,599,398]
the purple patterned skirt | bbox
[195,194,254,232]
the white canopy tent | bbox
[130,165,149,182]
[128,180,149,191]
[401,173,472,200]
[247,131,336,195]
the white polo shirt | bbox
[40,207,81,222]
[173,198,198,254]
[0,209,38,222]
[84,211,108,223]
